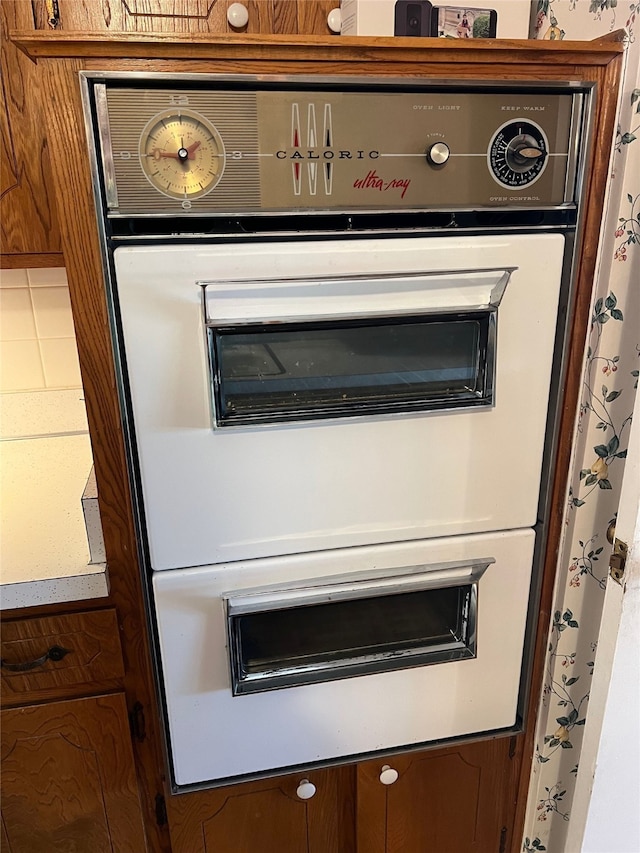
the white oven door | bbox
[114,233,563,570]
[153,528,534,786]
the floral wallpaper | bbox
[523,2,640,851]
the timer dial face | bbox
[139,109,225,201]
[488,120,549,190]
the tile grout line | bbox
[26,278,48,390]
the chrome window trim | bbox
[206,310,495,428]
[202,267,509,428]
[225,558,492,694]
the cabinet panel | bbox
[357,738,519,853]
[167,765,355,853]
[0,0,62,262]
[33,0,229,33]
[1,609,125,705]
[32,0,277,34]
[1,693,147,853]
[296,0,336,34]
[31,0,335,34]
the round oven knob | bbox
[427,142,450,166]
[379,765,399,785]
[296,779,317,800]
[488,120,548,188]
[506,135,544,170]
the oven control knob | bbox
[427,142,450,166]
[296,779,317,800]
[379,765,399,785]
[488,120,548,188]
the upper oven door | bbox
[113,233,564,570]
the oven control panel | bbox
[92,79,584,216]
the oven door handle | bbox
[225,557,494,616]
[201,267,516,327]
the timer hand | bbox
[148,140,201,162]
[151,148,182,161]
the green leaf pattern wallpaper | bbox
[524,2,640,851]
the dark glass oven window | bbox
[228,585,475,694]
[210,312,491,426]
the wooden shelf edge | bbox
[9,30,625,65]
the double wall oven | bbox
[84,74,590,789]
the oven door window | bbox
[209,311,493,427]
[225,560,489,695]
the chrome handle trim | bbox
[201,266,517,326]
[225,558,494,615]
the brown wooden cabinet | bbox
[0,609,148,853]
[166,765,355,853]
[30,0,338,35]
[1,693,147,853]
[163,736,519,853]
[0,0,63,267]
[0,609,125,705]
[357,738,520,853]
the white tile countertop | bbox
[0,390,109,609]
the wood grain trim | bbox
[0,252,64,268]
[78,56,620,85]
[10,31,625,65]
[38,56,171,852]
[1,1,63,256]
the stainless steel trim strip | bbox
[80,70,592,91]
[104,203,578,220]
[564,92,586,204]
[94,83,119,210]
[201,267,516,327]
[225,558,493,614]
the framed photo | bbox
[432,6,498,38]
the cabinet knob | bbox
[327,8,342,33]
[227,2,249,28]
[296,779,317,800]
[379,765,399,785]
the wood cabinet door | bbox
[1,693,147,853]
[0,0,63,265]
[166,764,355,853]
[356,737,520,853]
[30,0,336,34]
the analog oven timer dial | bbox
[487,119,549,189]
[138,108,225,201]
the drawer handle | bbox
[1,645,71,672]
